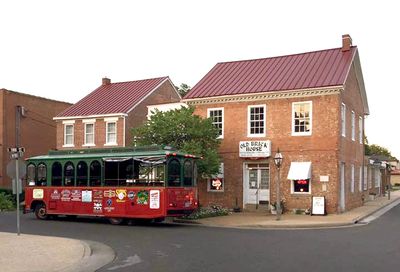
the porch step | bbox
[244,204,270,213]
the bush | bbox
[182,205,229,220]
[0,192,15,211]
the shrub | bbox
[182,205,229,220]
[0,192,15,211]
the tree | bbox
[365,143,397,160]
[175,83,191,97]
[131,106,221,177]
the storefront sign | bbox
[239,140,271,158]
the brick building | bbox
[183,35,371,214]
[54,77,181,149]
[0,89,71,188]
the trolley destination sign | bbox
[239,140,271,158]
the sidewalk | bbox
[0,233,114,272]
[175,190,400,229]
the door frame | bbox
[242,161,270,207]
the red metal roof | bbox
[57,77,168,117]
[184,47,357,99]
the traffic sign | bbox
[6,160,26,178]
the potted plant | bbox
[270,200,285,215]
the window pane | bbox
[90,161,102,186]
[38,163,47,186]
[293,179,310,193]
[168,159,181,187]
[183,160,193,186]
[293,102,311,134]
[77,161,88,186]
[64,162,75,186]
[52,162,62,186]
[27,164,36,185]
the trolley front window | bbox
[27,164,36,186]
[38,163,47,186]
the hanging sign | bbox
[239,140,271,158]
[311,196,326,215]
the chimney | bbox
[342,34,352,52]
[102,77,111,85]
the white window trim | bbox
[359,116,363,144]
[291,101,312,136]
[83,122,95,147]
[375,168,381,188]
[290,179,312,195]
[207,162,224,192]
[341,103,346,137]
[247,104,266,137]
[363,166,368,190]
[207,107,224,139]
[359,166,362,192]
[105,121,117,146]
[63,123,74,147]
[351,111,355,141]
[351,164,355,193]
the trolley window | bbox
[90,161,102,187]
[52,162,62,186]
[27,164,36,186]
[183,160,193,186]
[77,161,88,186]
[64,162,75,186]
[168,159,181,187]
[37,163,47,186]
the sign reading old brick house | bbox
[239,141,271,158]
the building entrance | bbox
[243,163,270,206]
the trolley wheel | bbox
[34,203,49,220]
[108,217,124,225]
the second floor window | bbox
[85,123,95,145]
[359,116,363,144]
[207,108,224,138]
[106,122,117,144]
[64,124,74,146]
[292,101,312,135]
[248,105,266,137]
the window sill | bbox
[104,143,118,146]
[291,132,312,136]
[247,134,266,138]
[207,190,224,193]
[291,192,311,196]
[83,144,96,147]
[62,144,75,148]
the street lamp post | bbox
[274,149,283,221]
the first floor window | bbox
[208,163,224,192]
[359,167,362,192]
[106,122,117,144]
[293,179,310,193]
[351,164,355,193]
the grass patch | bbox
[181,205,229,220]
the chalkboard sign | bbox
[311,196,326,215]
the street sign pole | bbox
[15,158,20,236]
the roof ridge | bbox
[107,76,168,85]
[217,46,357,65]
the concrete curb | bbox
[60,240,116,272]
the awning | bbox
[287,162,312,180]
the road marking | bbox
[358,199,400,224]
[107,255,142,270]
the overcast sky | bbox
[1,0,399,158]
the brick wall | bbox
[0,89,71,188]
[56,117,125,149]
[125,80,180,146]
[192,67,366,213]
[56,80,180,149]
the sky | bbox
[1,0,399,158]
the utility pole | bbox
[15,105,25,235]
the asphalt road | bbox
[1,204,400,272]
